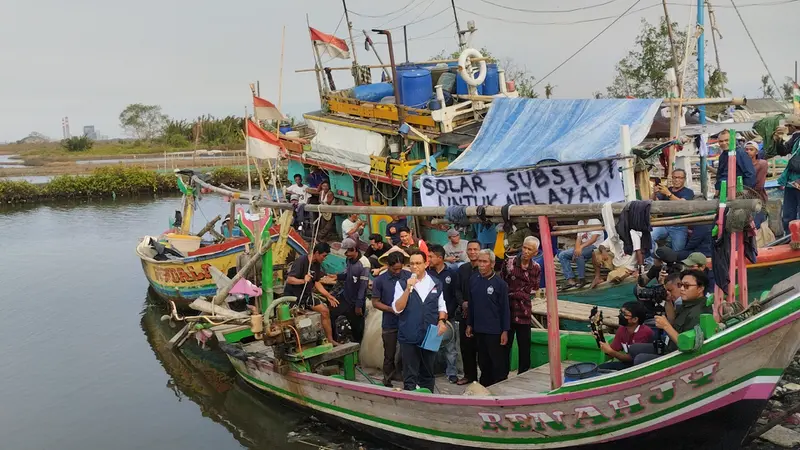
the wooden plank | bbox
[307,342,360,368]
[489,369,553,396]
[531,299,620,328]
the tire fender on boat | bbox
[458,48,487,87]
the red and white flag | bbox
[246,119,283,160]
[309,27,350,60]
[253,95,284,121]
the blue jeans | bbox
[445,261,465,271]
[651,226,688,253]
[782,186,800,233]
[444,320,459,378]
[557,245,596,281]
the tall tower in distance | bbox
[62,117,71,139]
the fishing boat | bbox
[150,160,800,449]
[161,167,800,449]
[136,170,309,306]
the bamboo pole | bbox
[455,95,746,107]
[538,216,562,390]
[306,14,325,106]
[551,216,715,237]
[211,240,273,305]
[194,175,762,217]
[194,215,221,238]
[727,128,737,306]
[433,214,716,228]
[294,57,494,73]
[244,108,253,194]
[278,25,286,110]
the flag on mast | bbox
[309,27,350,60]
[253,95,284,121]
[246,119,283,160]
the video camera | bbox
[634,247,684,316]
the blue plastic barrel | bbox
[482,63,500,95]
[352,83,395,103]
[564,362,600,383]
[455,69,484,95]
[279,123,292,134]
[395,64,419,105]
[398,68,432,108]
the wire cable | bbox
[728,0,783,97]
[386,6,450,30]
[349,0,419,18]
[457,0,797,26]
[457,3,655,26]
[532,0,644,87]
[477,0,621,13]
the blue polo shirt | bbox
[372,269,411,329]
[467,272,510,335]
[427,265,461,319]
[337,254,369,309]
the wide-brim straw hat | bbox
[378,245,411,266]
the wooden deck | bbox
[531,298,620,328]
[489,361,579,396]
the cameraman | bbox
[628,270,712,365]
[634,247,683,319]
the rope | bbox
[296,204,323,304]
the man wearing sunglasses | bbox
[628,269,712,365]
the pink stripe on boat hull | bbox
[275,309,800,407]
[600,381,776,443]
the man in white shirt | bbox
[590,230,644,289]
[392,250,448,392]
[556,218,602,288]
[341,213,365,241]
[443,229,468,269]
[286,174,309,204]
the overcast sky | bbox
[1,0,796,142]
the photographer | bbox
[634,247,683,319]
[628,270,713,365]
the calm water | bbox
[0,196,373,450]
[0,153,25,168]
[1,175,56,184]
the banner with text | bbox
[420,160,624,207]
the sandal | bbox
[456,378,472,386]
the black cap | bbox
[654,246,678,264]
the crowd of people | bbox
[271,116,800,390]
[282,216,544,390]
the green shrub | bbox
[0,180,42,202]
[61,136,94,152]
[0,166,243,203]
[210,167,248,188]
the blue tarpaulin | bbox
[447,98,662,171]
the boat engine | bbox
[265,305,326,361]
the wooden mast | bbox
[538,216,562,389]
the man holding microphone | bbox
[392,249,448,392]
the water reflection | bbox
[141,290,379,450]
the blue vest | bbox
[397,278,442,345]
